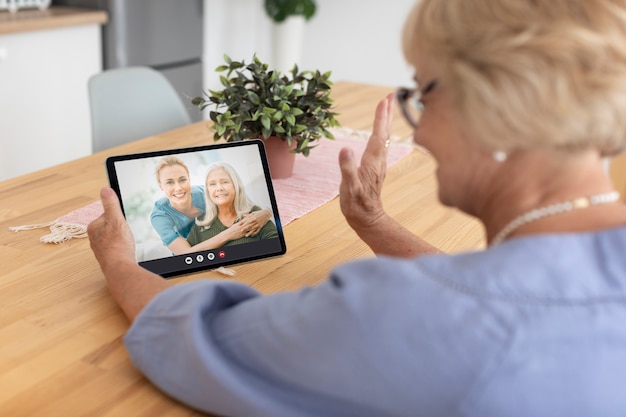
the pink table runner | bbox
[10,130,414,243]
[272,132,413,225]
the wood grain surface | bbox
[0,6,107,35]
[0,81,491,416]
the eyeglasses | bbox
[396,80,438,128]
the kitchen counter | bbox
[0,6,106,34]
[0,5,107,180]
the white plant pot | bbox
[271,15,306,74]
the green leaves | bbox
[264,0,317,23]
[260,115,272,131]
[190,54,340,157]
[285,113,296,126]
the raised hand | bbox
[338,93,395,231]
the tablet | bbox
[106,140,286,278]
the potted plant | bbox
[264,0,317,74]
[191,54,340,178]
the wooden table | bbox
[0,82,484,416]
[0,7,107,35]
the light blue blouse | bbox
[150,185,206,246]
[125,227,626,417]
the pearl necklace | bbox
[491,191,621,245]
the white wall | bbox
[0,23,101,181]
[203,0,417,93]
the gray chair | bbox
[88,66,192,152]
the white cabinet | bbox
[0,23,102,181]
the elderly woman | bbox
[186,162,278,247]
[88,0,626,416]
[150,156,272,255]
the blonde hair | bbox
[196,162,255,227]
[154,156,190,184]
[402,0,626,156]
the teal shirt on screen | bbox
[150,185,206,246]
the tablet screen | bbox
[106,140,286,278]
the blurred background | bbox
[0,0,416,181]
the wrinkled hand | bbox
[238,209,272,237]
[339,93,395,230]
[223,221,249,241]
[88,187,172,322]
[88,187,137,271]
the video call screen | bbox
[106,140,286,278]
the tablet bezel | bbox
[106,140,287,278]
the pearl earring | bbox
[492,150,507,162]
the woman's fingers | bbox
[338,93,396,228]
[362,92,396,164]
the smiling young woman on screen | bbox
[150,156,272,255]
